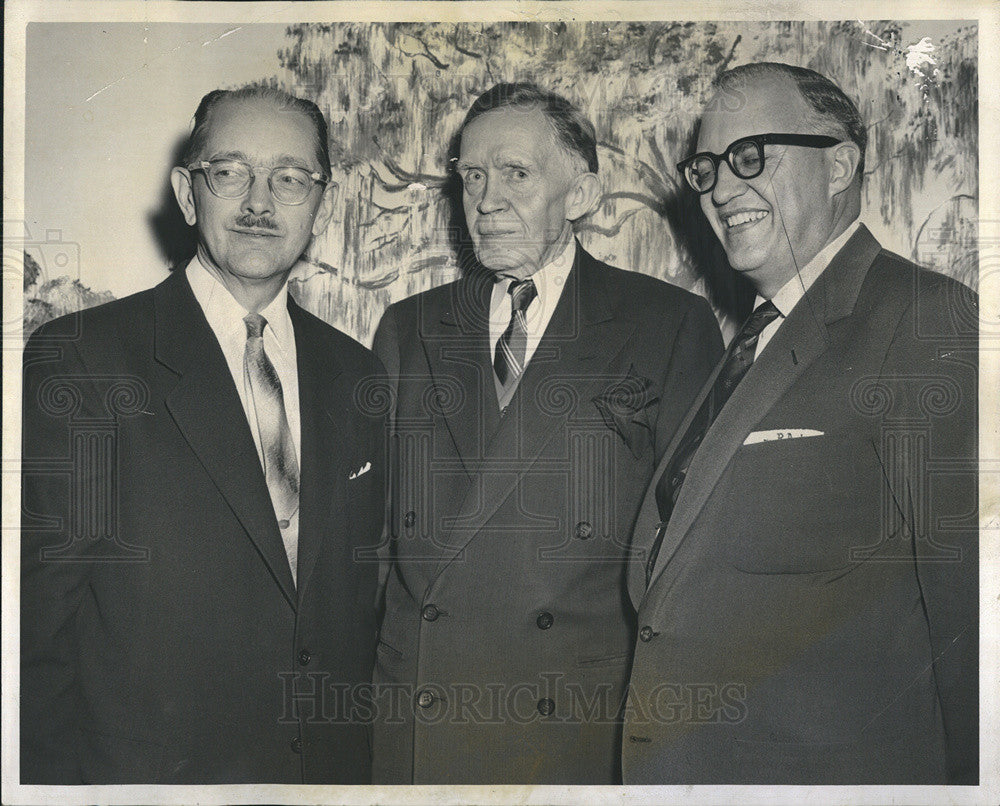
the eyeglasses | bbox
[186,159,328,206]
[677,133,843,194]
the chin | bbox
[475,252,520,274]
[228,260,289,281]
[725,253,758,271]
[722,242,770,273]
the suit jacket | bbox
[370,243,723,784]
[21,267,386,784]
[622,226,978,784]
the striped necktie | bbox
[654,299,781,522]
[493,278,537,408]
[243,312,299,582]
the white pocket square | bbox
[743,429,824,445]
[349,461,372,480]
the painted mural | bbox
[24,20,978,344]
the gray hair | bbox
[458,82,598,174]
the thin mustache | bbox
[233,215,279,231]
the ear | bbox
[311,182,337,237]
[170,167,198,227]
[564,172,602,222]
[828,141,862,196]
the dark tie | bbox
[654,299,781,522]
[243,312,300,582]
[493,278,538,407]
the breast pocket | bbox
[719,432,879,574]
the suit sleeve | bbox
[652,295,724,462]
[20,328,102,783]
[878,278,979,784]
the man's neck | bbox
[756,217,861,302]
[500,228,574,281]
[196,247,289,313]
[752,208,860,299]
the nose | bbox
[710,160,746,207]
[242,170,275,216]
[476,175,507,215]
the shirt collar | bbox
[186,255,293,348]
[759,218,861,317]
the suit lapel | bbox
[422,270,499,474]
[288,300,349,602]
[431,245,635,577]
[155,269,296,608]
[644,225,883,591]
[627,355,720,604]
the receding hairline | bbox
[459,101,591,175]
[197,95,319,143]
[714,63,863,145]
[711,71,821,115]
[183,87,332,177]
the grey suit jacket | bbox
[371,243,723,784]
[623,226,978,784]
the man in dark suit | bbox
[21,86,385,783]
[370,82,722,784]
[623,62,978,784]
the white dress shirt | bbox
[488,236,576,369]
[186,257,301,542]
[753,219,861,358]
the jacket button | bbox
[404,510,416,528]
[537,698,555,716]
[574,521,593,540]
[290,737,303,753]
[639,625,654,642]
[536,611,554,630]
[417,690,435,708]
[422,604,440,622]
[297,648,312,666]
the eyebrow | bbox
[206,151,312,169]
[273,153,311,168]
[454,158,534,172]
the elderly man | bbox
[371,82,722,784]
[21,86,385,783]
[623,62,978,784]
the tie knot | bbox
[738,300,781,344]
[508,279,537,314]
[244,312,268,339]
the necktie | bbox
[494,278,538,407]
[243,312,300,583]
[654,299,781,523]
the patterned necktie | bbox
[493,278,538,406]
[654,299,781,523]
[243,312,300,582]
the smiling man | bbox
[21,86,385,783]
[370,82,721,784]
[623,62,978,784]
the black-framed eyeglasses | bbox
[677,134,843,194]
[186,159,328,206]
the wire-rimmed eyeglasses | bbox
[186,159,328,206]
[677,133,843,194]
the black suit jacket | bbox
[623,226,978,784]
[21,267,386,783]
[371,244,723,784]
